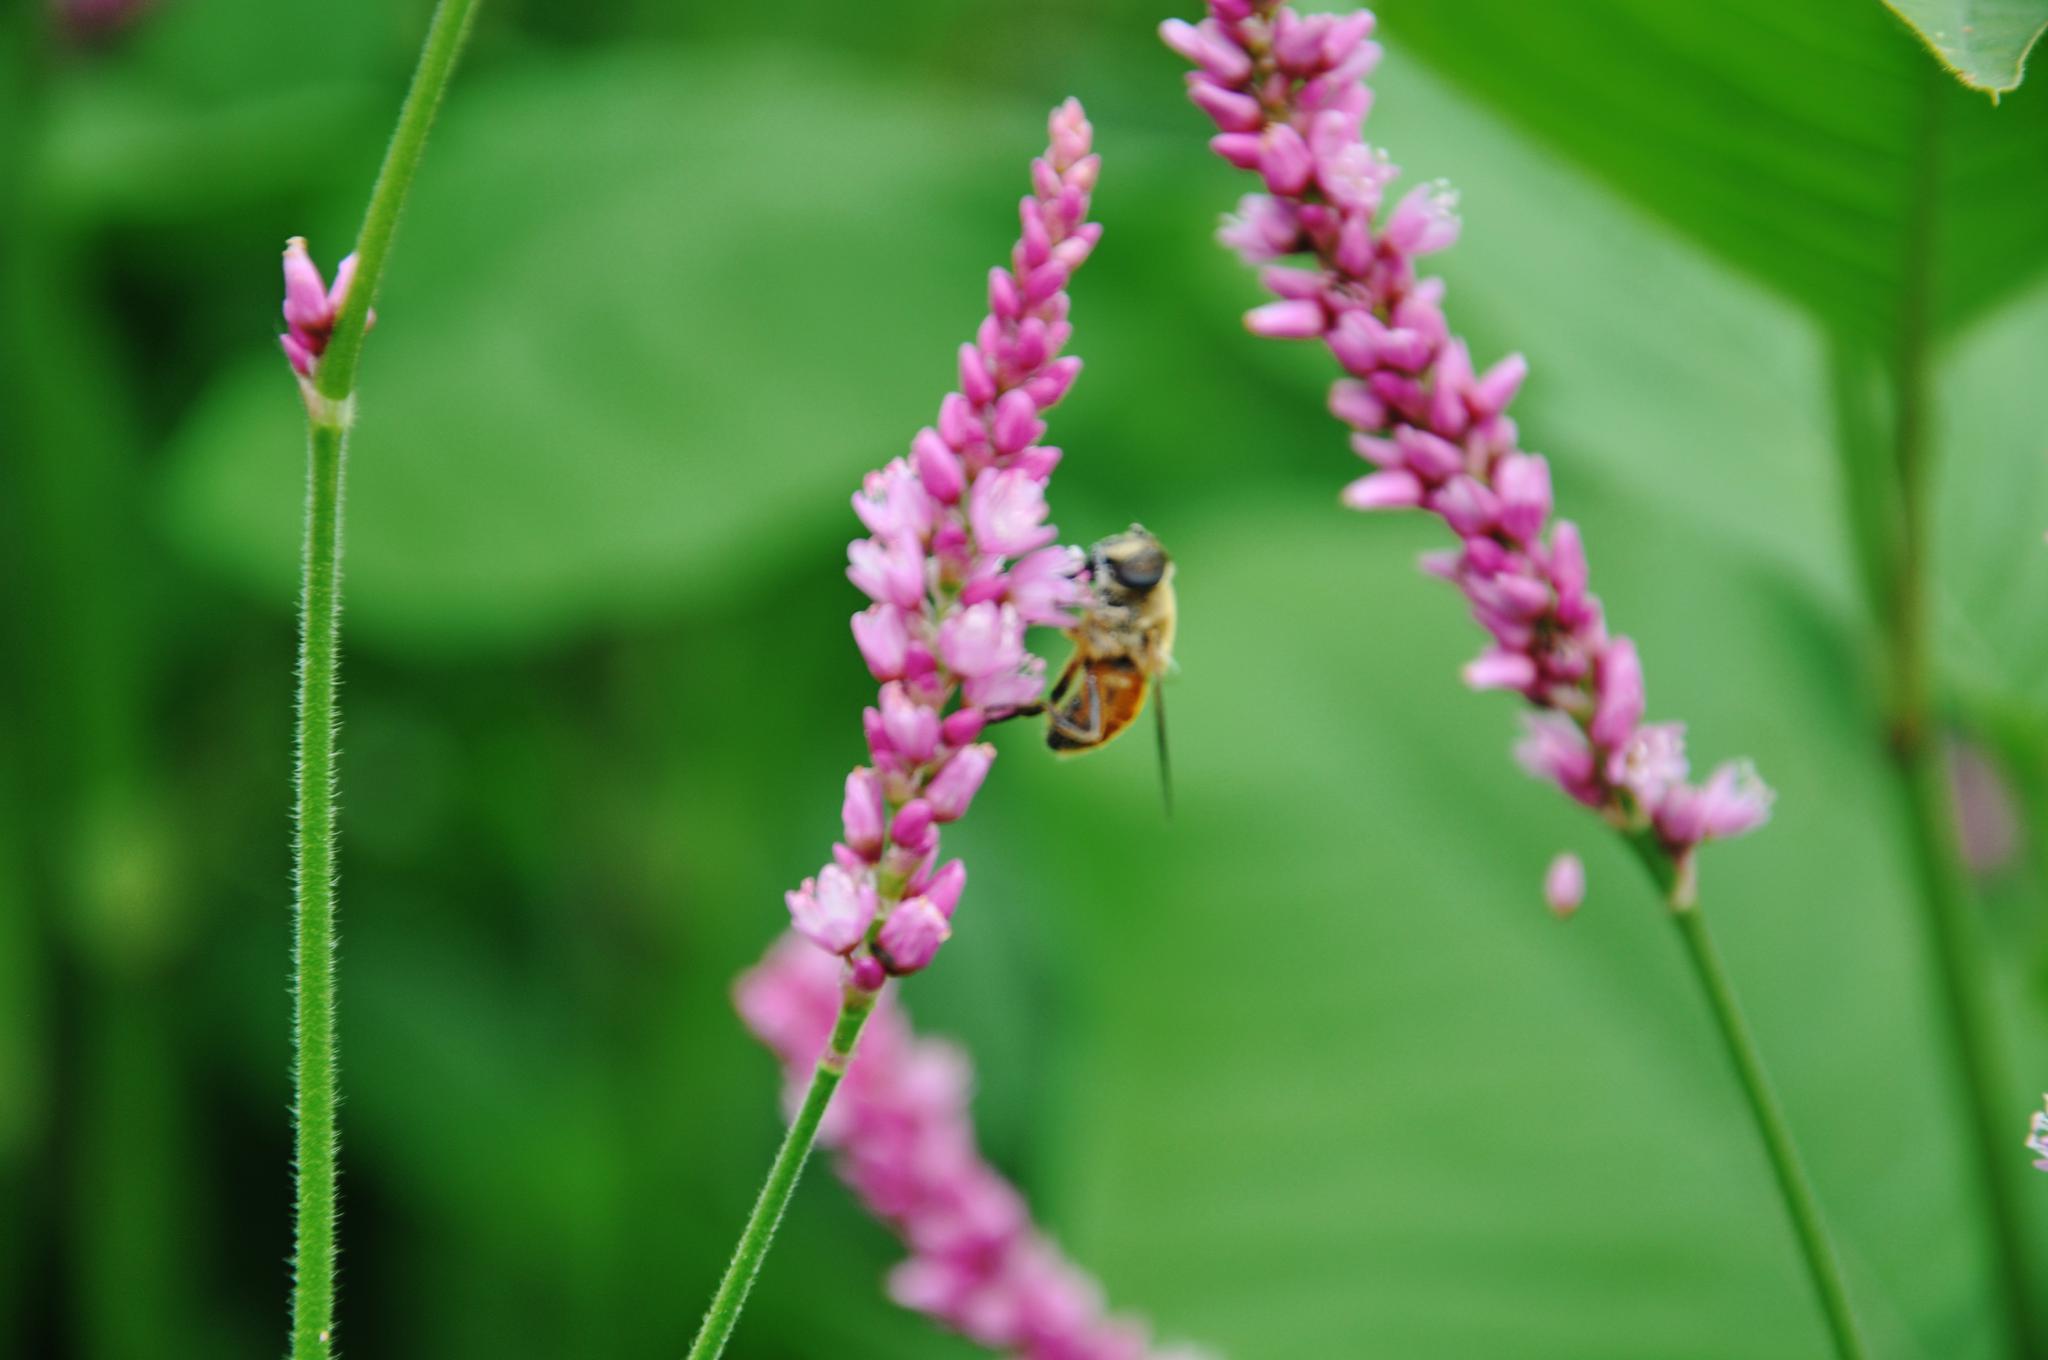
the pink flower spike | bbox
[1545,853,1585,919]
[842,768,886,860]
[878,897,952,975]
[969,468,1058,556]
[925,743,995,822]
[1246,298,1326,339]
[1341,469,1423,510]
[2027,1100,2048,1172]
[786,865,877,955]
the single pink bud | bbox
[1463,649,1537,692]
[941,708,988,747]
[991,390,1046,456]
[1014,444,1063,479]
[281,237,331,330]
[1472,353,1529,417]
[915,858,968,918]
[1209,131,1265,170]
[892,799,939,855]
[1394,426,1465,480]
[849,953,887,992]
[1589,638,1645,753]
[787,864,877,955]
[1494,452,1552,544]
[879,683,942,764]
[958,342,997,405]
[1188,76,1264,132]
[878,897,952,974]
[1023,355,1082,408]
[938,392,983,451]
[911,428,966,504]
[925,743,996,822]
[842,767,887,859]
[1544,853,1585,918]
[988,266,1022,319]
[1245,298,1326,339]
[1258,124,1316,196]
[1340,469,1423,510]
[1329,378,1387,431]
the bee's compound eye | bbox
[1110,549,1165,591]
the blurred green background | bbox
[5,0,2048,1356]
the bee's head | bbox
[1090,524,1171,595]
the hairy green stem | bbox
[685,988,878,1360]
[290,420,347,1360]
[287,3,481,1355]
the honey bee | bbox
[1044,524,1176,748]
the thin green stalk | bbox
[1673,906,1869,1360]
[1627,840,1868,1359]
[290,420,347,1360]
[685,988,878,1360]
[287,3,481,1355]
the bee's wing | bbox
[1153,679,1173,819]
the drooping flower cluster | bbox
[787,100,1101,980]
[278,237,367,384]
[738,935,1203,1358]
[1162,2,1771,898]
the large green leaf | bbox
[1884,0,2048,93]
[1380,0,2048,342]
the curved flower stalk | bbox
[1162,7,1867,1359]
[687,100,1103,1360]
[740,935,1203,1359]
[1163,2,1768,908]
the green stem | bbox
[290,420,347,1360]
[1670,904,1870,1360]
[685,988,878,1360]
[315,0,484,404]
[287,4,481,1355]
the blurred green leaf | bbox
[1381,0,2048,341]
[1883,0,2047,93]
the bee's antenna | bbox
[1153,683,1174,819]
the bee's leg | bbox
[1045,669,1105,748]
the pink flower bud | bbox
[842,767,886,859]
[1023,355,1082,408]
[991,390,1046,456]
[1590,638,1645,753]
[1188,76,1264,132]
[878,897,951,974]
[958,342,997,405]
[1258,124,1316,196]
[1463,649,1537,692]
[914,858,968,918]
[941,708,988,747]
[892,799,938,855]
[1245,298,1326,339]
[1340,469,1423,510]
[849,953,886,992]
[1544,853,1585,919]
[879,683,942,764]
[912,428,966,503]
[925,743,995,822]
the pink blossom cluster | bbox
[2029,1098,2048,1173]
[278,237,366,382]
[1162,2,1771,889]
[738,934,1203,1358]
[787,100,1101,980]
